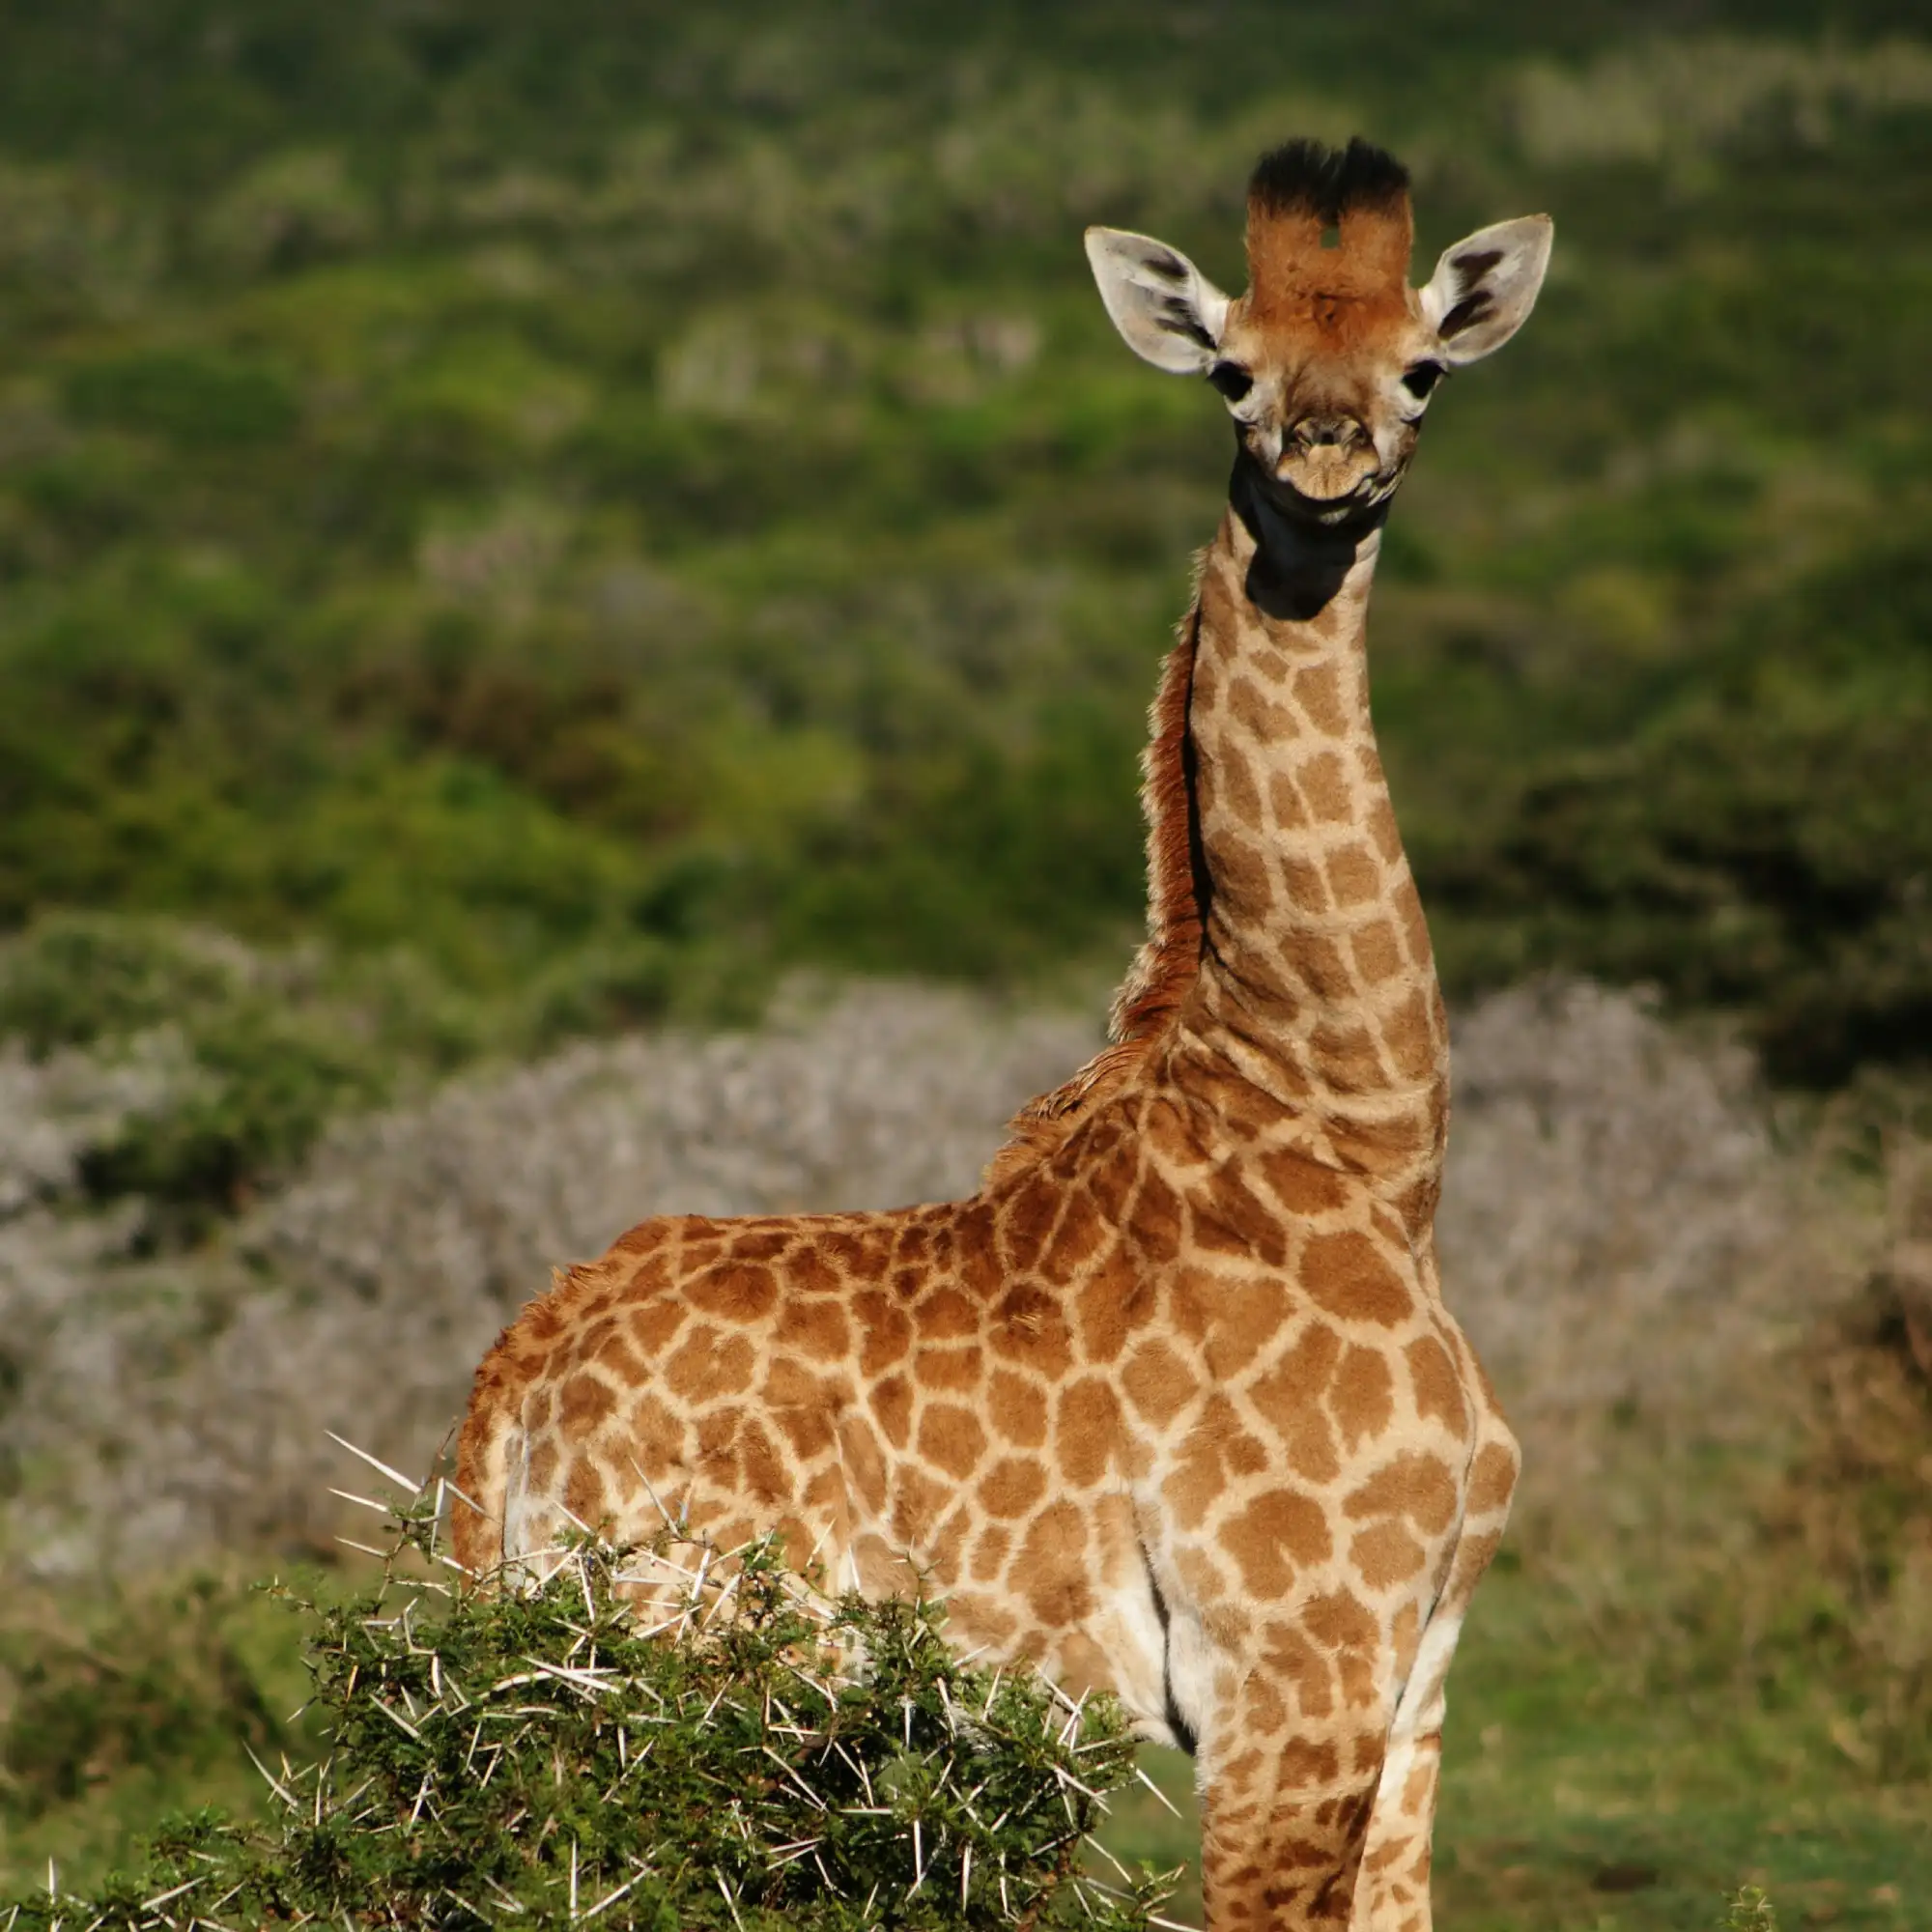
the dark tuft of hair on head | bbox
[1248,136,1409,223]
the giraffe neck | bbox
[1166,461,1449,1236]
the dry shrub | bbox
[0,1035,207,1218]
[1436,979,1863,1535]
[0,981,1094,1575]
[1757,1147,1932,1773]
[1441,982,1931,1764]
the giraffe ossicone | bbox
[454,135,1552,1931]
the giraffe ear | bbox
[1084,227,1230,375]
[1419,214,1553,366]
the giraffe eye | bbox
[1402,361,1445,400]
[1208,362,1253,403]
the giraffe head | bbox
[1086,137,1551,526]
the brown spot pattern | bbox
[1301,1232,1414,1325]
[1225,1487,1333,1595]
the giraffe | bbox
[453,137,1552,1930]
[989,142,1548,1925]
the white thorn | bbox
[244,1745,299,1811]
[325,1431,420,1493]
[1133,1762,1184,1817]
[327,1487,394,1517]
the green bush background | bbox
[0,0,1926,1089]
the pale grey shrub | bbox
[0,1031,221,1573]
[1437,979,1867,1536]
[0,1031,207,1218]
[0,976,1876,1577]
[1,981,1096,1574]
[1441,980,1815,1408]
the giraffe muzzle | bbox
[1275,415,1380,507]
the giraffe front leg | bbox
[1345,1603,1461,1932]
[1350,1427,1520,1932]
[1196,1641,1398,1929]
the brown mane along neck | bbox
[985,587,1208,1182]
[992,481,1444,1244]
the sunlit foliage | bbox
[0,1,1925,1081]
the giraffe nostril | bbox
[1292,414,1368,453]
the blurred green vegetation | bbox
[0,0,1928,1089]
[0,910,725,1233]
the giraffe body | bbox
[459,1059,1502,1926]
[456,138,1552,1930]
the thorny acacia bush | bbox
[1722,1889,1779,1932]
[0,1495,1173,1932]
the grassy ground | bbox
[1094,1565,1932,1930]
[0,1570,328,1895]
[9,1558,1927,1928]
[1434,1568,1929,1931]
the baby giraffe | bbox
[455,137,1551,1931]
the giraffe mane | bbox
[985,567,1208,1184]
[1246,136,1409,225]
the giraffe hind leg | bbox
[1349,1421,1520,1932]
[1347,1602,1463,1932]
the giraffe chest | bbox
[1110,1237,1480,1724]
